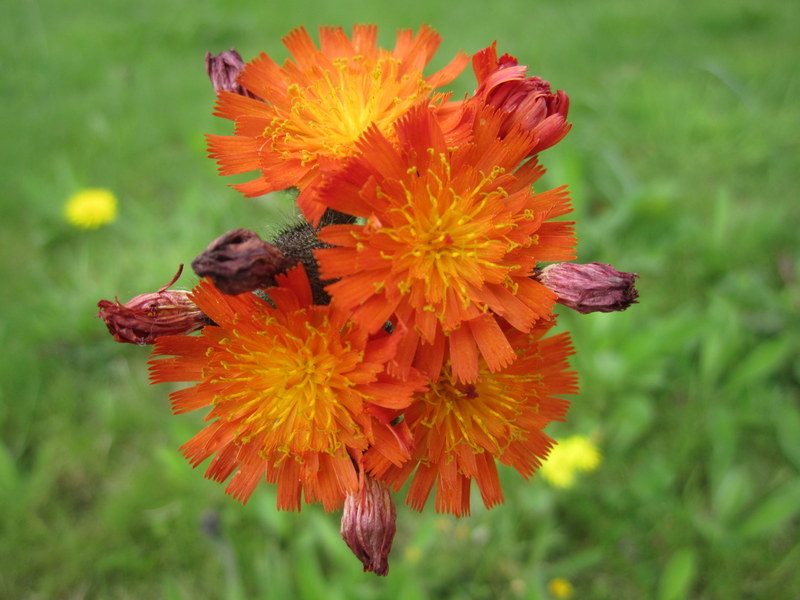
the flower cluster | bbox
[98,25,638,575]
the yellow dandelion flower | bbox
[547,577,574,599]
[316,106,575,384]
[64,188,118,228]
[539,435,601,488]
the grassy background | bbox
[2,0,799,597]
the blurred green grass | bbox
[2,0,799,598]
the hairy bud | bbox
[271,221,335,305]
[341,476,397,576]
[97,265,208,345]
[538,262,639,314]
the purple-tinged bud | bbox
[538,262,639,314]
[204,48,257,98]
[341,475,397,576]
[191,229,296,295]
[97,265,208,345]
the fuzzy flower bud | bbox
[538,262,639,314]
[97,265,208,344]
[191,229,296,295]
[341,475,397,576]
[204,48,257,98]
[271,221,334,305]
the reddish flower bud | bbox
[97,265,208,345]
[465,43,571,155]
[191,229,296,295]
[341,475,397,576]
[204,48,257,98]
[538,262,639,314]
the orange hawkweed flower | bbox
[374,324,577,516]
[315,105,576,383]
[207,25,469,225]
[149,265,423,511]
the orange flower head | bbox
[207,25,469,225]
[375,323,577,517]
[149,265,424,511]
[315,105,576,383]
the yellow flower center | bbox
[267,56,431,161]
[421,368,543,455]
[382,158,516,310]
[212,312,368,455]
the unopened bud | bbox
[191,229,296,295]
[471,45,571,155]
[341,476,397,576]
[538,262,639,314]
[97,265,208,344]
[205,49,257,98]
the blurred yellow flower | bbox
[540,435,601,488]
[404,545,421,565]
[547,577,574,598]
[64,188,117,228]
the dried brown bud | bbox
[191,229,296,295]
[97,265,208,345]
[538,262,639,314]
[341,476,397,576]
[204,48,257,98]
